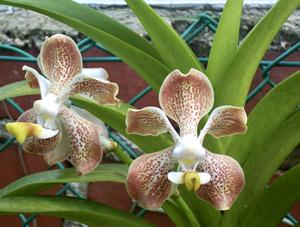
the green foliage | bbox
[0,0,299,226]
[0,164,127,197]
[0,196,154,227]
[214,0,300,107]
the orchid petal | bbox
[126,107,179,141]
[7,109,61,154]
[126,147,176,209]
[159,69,214,136]
[167,172,184,184]
[58,106,103,175]
[66,74,120,105]
[203,106,247,138]
[39,34,82,94]
[22,66,50,98]
[196,150,245,210]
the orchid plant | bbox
[126,69,247,210]
[0,0,299,226]
[6,34,119,175]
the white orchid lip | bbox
[33,93,60,120]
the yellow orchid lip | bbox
[6,122,58,144]
[183,171,201,191]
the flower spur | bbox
[125,68,247,210]
[6,34,119,175]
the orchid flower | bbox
[6,34,119,175]
[125,69,247,210]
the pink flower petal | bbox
[39,34,82,95]
[17,109,61,154]
[159,69,214,136]
[127,147,176,209]
[66,74,120,105]
[196,150,245,210]
[126,107,179,141]
[204,106,247,138]
[58,107,103,175]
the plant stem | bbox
[172,193,201,227]
[162,200,190,227]
[112,145,133,165]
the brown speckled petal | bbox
[204,106,247,138]
[66,75,119,105]
[126,107,178,141]
[39,34,82,95]
[159,69,214,136]
[196,150,245,210]
[127,147,176,209]
[58,106,103,175]
[17,109,61,154]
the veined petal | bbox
[196,150,245,210]
[159,69,214,136]
[7,109,61,154]
[127,147,176,209]
[22,66,50,98]
[66,74,120,105]
[39,34,82,95]
[58,106,103,175]
[203,106,247,138]
[126,107,179,141]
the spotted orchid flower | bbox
[6,34,119,175]
[125,69,247,210]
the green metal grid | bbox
[0,12,299,226]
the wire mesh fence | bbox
[0,12,299,226]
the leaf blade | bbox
[214,0,300,107]
[0,196,154,227]
[0,164,127,197]
[125,0,204,73]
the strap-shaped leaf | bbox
[0,196,154,227]
[228,70,300,164]
[225,111,300,225]
[207,0,243,86]
[179,186,221,227]
[214,0,300,107]
[241,164,300,227]
[0,164,127,197]
[0,0,170,91]
[0,81,173,152]
[125,0,204,73]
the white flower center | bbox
[33,93,61,129]
[173,135,205,170]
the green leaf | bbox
[125,0,204,73]
[0,0,160,60]
[228,70,300,164]
[179,186,221,227]
[225,110,300,225]
[214,0,300,107]
[0,81,39,100]
[0,81,173,152]
[241,164,300,227]
[0,164,127,197]
[207,0,243,86]
[0,0,170,91]
[0,196,154,227]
